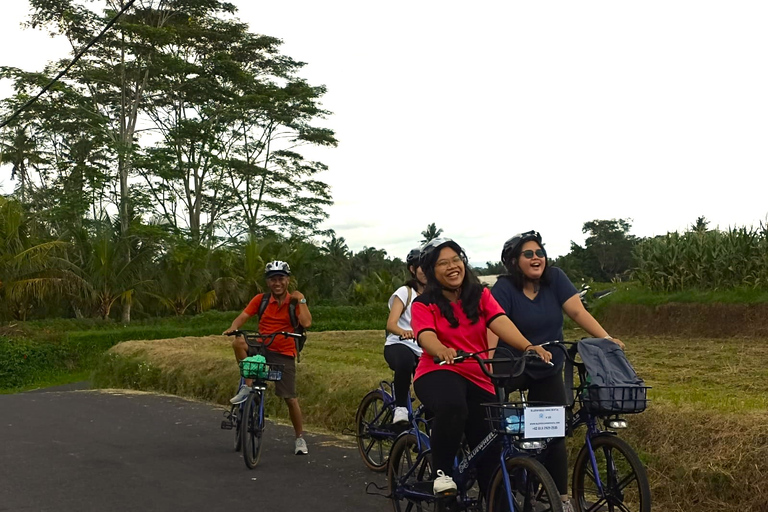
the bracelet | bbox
[604,335,613,340]
[523,344,534,351]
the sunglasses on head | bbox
[521,249,545,259]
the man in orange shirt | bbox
[224,260,313,455]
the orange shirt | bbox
[243,293,301,357]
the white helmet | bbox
[265,260,291,278]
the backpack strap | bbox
[257,292,271,318]
[401,287,413,316]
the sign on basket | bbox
[523,406,565,439]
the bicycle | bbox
[220,329,302,469]
[556,340,652,512]
[387,347,566,512]
[353,375,428,472]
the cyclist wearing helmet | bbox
[490,231,623,510]
[384,248,427,424]
[224,260,313,455]
[410,238,549,498]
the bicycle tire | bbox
[231,404,242,452]
[355,390,395,472]
[572,434,651,512]
[387,433,436,512]
[487,456,564,512]
[241,392,264,469]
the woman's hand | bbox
[608,337,626,349]
[434,344,458,364]
[527,345,552,363]
[400,330,414,339]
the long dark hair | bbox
[421,241,484,328]
[502,240,552,290]
[404,263,421,291]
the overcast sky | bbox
[2,1,767,265]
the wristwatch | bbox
[298,298,307,304]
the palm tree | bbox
[0,126,44,204]
[420,223,444,243]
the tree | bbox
[553,219,637,282]
[420,223,443,243]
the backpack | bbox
[565,338,647,414]
[258,293,307,360]
[385,287,413,340]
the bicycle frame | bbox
[365,380,427,443]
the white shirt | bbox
[385,286,423,355]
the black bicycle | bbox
[221,330,302,469]
[554,340,652,512]
[387,347,566,512]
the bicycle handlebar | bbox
[225,330,303,348]
[430,346,548,381]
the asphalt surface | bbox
[0,386,392,512]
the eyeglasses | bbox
[435,255,464,269]
[521,249,545,259]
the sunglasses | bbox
[521,249,545,259]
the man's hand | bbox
[223,327,236,335]
[290,290,305,302]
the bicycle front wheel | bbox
[487,456,564,512]
[387,433,435,512]
[241,392,264,469]
[572,434,651,512]
[355,390,395,472]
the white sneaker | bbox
[393,406,409,424]
[229,385,250,404]
[433,470,457,496]
[295,437,308,455]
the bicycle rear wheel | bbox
[572,434,651,512]
[487,456,564,512]
[231,404,242,452]
[387,433,436,512]
[241,392,264,469]
[356,390,395,472]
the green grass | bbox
[0,304,388,392]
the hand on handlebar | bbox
[433,345,458,365]
[527,345,553,365]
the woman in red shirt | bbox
[410,238,552,497]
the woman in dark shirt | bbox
[489,230,623,511]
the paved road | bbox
[0,387,391,512]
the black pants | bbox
[414,370,499,495]
[505,370,569,495]
[384,344,419,408]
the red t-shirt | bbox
[411,288,505,394]
[243,293,301,357]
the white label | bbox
[523,406,566,439]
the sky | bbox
[2,1,768,265]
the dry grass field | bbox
[93,330,768,512]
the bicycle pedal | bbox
[220,420,233,430]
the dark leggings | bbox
[505,371,569,495]
[414,370,499,495]
[384,344,419,407]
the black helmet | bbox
[419,238,467,269]
[406,248,421,268]
[501,231,544,269]
[265,260,291,278]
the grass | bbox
[93,328,768,512]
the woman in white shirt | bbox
[384,248,427,424]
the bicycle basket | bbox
[579,385,650,414]
[485,402,526,436]
[239,356,284,381]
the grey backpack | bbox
[567,338,647,414]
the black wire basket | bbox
[484,402,528,436]
[577,385,650,414]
